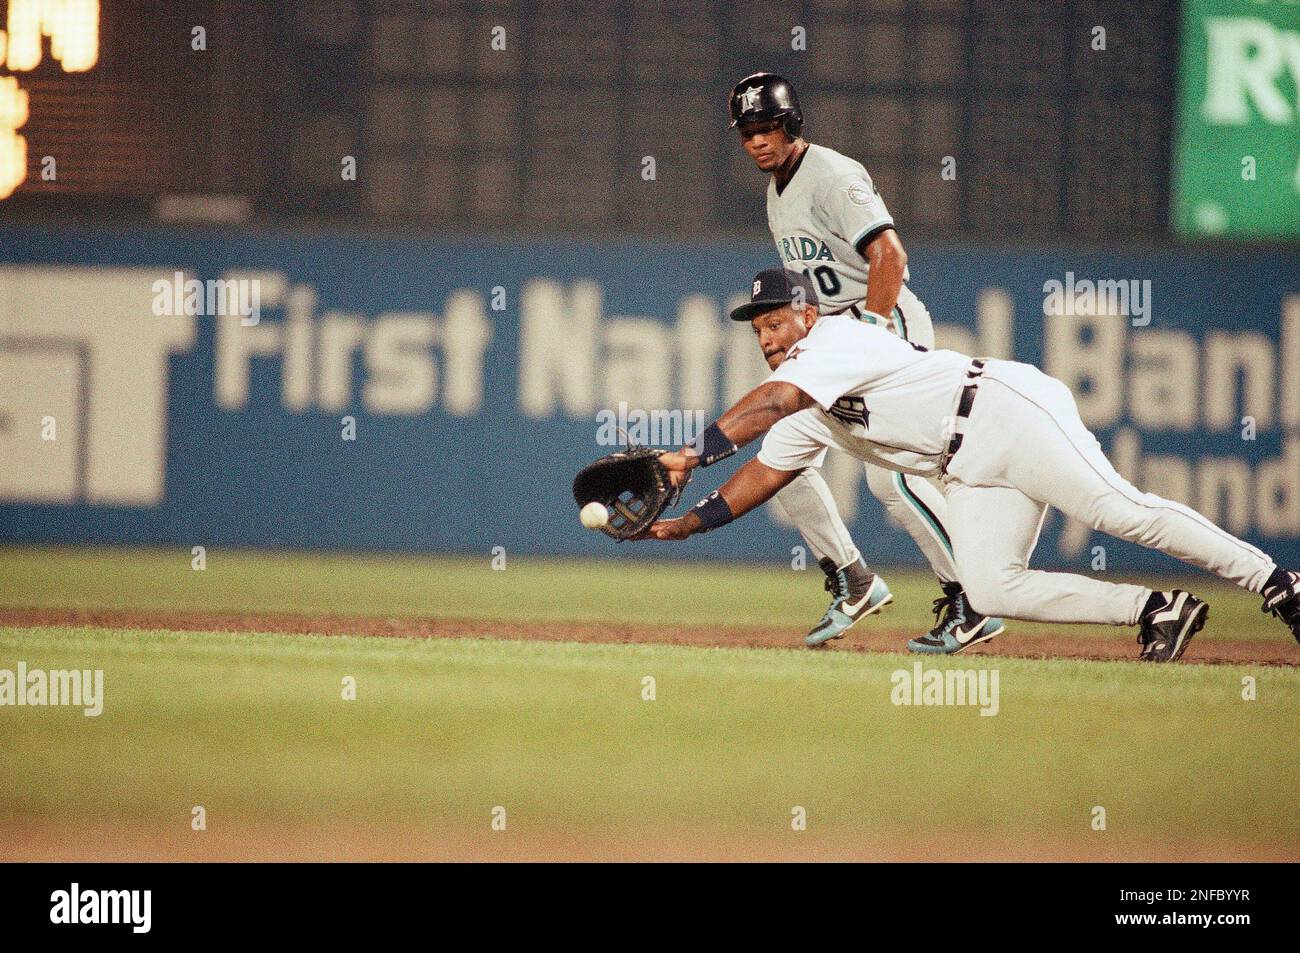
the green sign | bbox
[1173,0,1300,238]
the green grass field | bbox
[1,546,1296,860]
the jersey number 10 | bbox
[801,266,842,297]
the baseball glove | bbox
[572,446,689,541]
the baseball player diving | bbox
[728,71,1004,653]
[634,268,1300,663]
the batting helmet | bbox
[728,72,804,139]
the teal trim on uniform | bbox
[894,472,954,559]
[891,305,908,341]
[850,217,894,249]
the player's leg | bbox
[954,365,1296,656]
[772,467,892,647]
[865,464,957,581]
[945,482,1151,625]
[773,467,858,568]
[974,369,1279,593]
[883,291,1007,651]
[862,464,1006,653]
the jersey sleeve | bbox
[814,171,894,252]
[758,410,831,471]
[766,317,874,411]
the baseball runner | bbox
[635,269,1300,662]
[728,72,1004,653]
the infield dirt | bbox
[2,607,1293,666]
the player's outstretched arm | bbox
[643,458,798,541]
[714,380,814,445]
[656,381,814,487]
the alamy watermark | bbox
[151,271,261,325]
[0,662,103,716]
[50,883,151,933]
[890,661,999,716]
[1043,271,1152,327]
[595,402,706,447]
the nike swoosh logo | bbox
[841,582,880,615]
[842,593,873,614]
[952,622,987,644]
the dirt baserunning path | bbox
[3,607,1296,666]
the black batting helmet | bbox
[728,72,803,139]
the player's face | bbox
[737,118,795,172]
[751,305,812,369]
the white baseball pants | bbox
[944,360,1277,624]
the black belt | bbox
[944,359,986,461]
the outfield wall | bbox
[1,224,1298,570]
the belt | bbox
[943,359,986,465]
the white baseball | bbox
[580,501,610,530]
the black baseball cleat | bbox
[1260,569,1300,644]
[907,581,1006,655]
[1137,590,1208,662]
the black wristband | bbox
[691,490,734,532]
[695,423,737,467]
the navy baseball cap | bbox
[729,267,819,322]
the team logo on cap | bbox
[753,279,762,295]
[739,87,763,114]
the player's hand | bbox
[643,516,695,541]
[658,448,699,488]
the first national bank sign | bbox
[1,261,1298,560]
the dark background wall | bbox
[1,0,1178,240]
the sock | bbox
[839,556,873,588]
[1141,591,1167,617]
[1264,567,1290,592]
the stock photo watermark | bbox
[0,662,103,716]
[152,271,262,325]
[890,662,1000,716]
[1043,271,1152,327]
[594,402,706,447]
[50,884,151,934]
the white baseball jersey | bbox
[757,315,970,474]
[767,143,919,327]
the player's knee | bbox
[1091,496,1162,543]
[961,565,1027,618]
[959,572,1006,618]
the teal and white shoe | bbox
[907,582,1005,655]
[805,557,893,647]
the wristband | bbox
[691,490,734,532]
[694,422,737,467]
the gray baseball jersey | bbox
[767,143,926,339]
